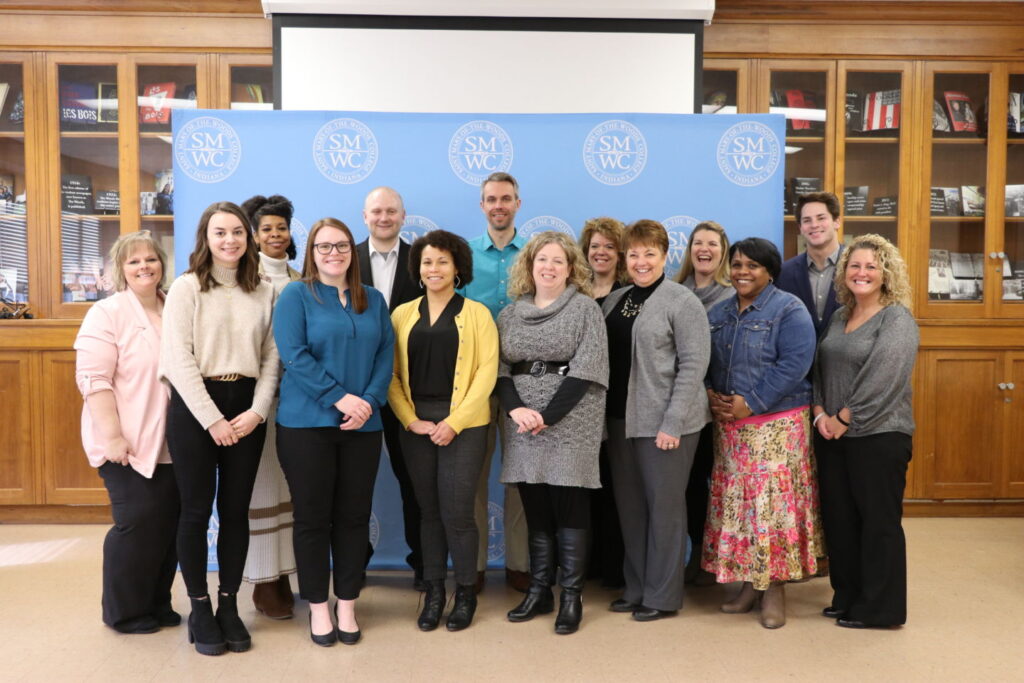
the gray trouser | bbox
[606,418,699,612]
[400,399,489,585]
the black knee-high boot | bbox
[555,528,587,635]
[508,531,556,622]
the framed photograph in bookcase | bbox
[759,60,836,259]
[836,61,913,255]
[0,57,32,307]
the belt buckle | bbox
[211,373,241,382]
[529,361,546,378]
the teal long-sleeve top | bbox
[273,279,394,431]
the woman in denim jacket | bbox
[702,238,825,630]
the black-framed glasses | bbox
[313,241,352,255]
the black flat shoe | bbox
[836,618,868,629]
[308,612,337,647]
[112,615,161,634]
[632,606,678,622]
[822,606,846,619]
[609,598,638,613]
[337,628,362,645]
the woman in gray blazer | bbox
[601,220,711,621]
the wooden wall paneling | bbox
[1002,353,1024,497]
[0,352,38,503]
[985,63,1013,318]
[921,350,1004,499]
[39,350,106,504]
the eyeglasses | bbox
[313,241,352,255]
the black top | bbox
[594,280,623,307]
[605,274,665,418]
[409,294,465,402]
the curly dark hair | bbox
[408,230,474,288]
[241,194,296,260]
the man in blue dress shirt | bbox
[461,172,530,592]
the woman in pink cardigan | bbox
[75,231,179,635]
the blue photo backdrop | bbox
[171,109,786,569]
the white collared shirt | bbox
[368,238,401,306]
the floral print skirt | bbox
[701,406,824,590]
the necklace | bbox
[620,290,644,318]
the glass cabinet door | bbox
[1001,67,1024,312]
[702,59,751,115]
[229,65,273,111]
[761,62,836,258]
[0,59,30,306]
[836,62,910,252]
[921,64,993,316]
[56,62,122,306]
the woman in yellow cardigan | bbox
[389,229,499,633]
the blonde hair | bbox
[834,233,912,311]
[579,216,627,284]
[508,231,593,298]
[674,220,731,287]
[108,231,168,292]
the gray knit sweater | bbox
[497,286,608,489]
[813,304,918,437]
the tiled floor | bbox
[0,517,1021,682]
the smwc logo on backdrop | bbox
[400,214,440,245]
[520,215,575,239]
[449,120,513,185]
[487,501,505,563]
[286,217,308,272]
[583,120,648,186]
[313,118,379,184]
[717,121,781,187]
[174,116,242,183]
[662,215,698,280]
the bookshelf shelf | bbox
[58,131,119,139]
[930,215,985,222]
[932,137,987,145]
[845,136,900,144]
[786,136,825,143]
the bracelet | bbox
[812,413,826,426]
[835,413,850,427]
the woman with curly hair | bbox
[388,230,498,633]
[812,234,918,630]
[579,216,627,303]
[498,231,608,634]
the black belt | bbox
[511,360,570,378]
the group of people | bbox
[75,175,919,655]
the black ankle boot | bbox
[508,531,556,622]
[215,592,252,652]
[418,579,446,631]
[554,528,587,635]
[446,584,477,632]
[187,595,227,656]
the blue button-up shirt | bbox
[460,229,528,320]
[705,284,816,415]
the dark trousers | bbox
[588,440,624,585]
[815,431,911,626]
[685,423,715,568]
[607,419,698,612]
[168,380,266,597]
[277,425,381,602]
[518,483,591,534]
[366,405,423,573]
[98,462,179,628]
[398,399,488,586]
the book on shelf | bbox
[93,190,120,214]
[8,91,24,125]
[971,253,987,279]
[1006,185,1024,217]
[932,99,951,132]
[784,89,812,131]
[845,91,864,133]
[861,90,901,131]
[928,249,952,298]
[843,186,869,216]
[789,177,823,213]
[949,251,977,279]
[873,195,898,216]
[60,174,93,214]
[1002,279,1023,301]
[139,82,176,124]
[232,83,264,104]
[949,278,983,300]
[1009,93,1022,134]
[155,169,173,215]
[0,83,8,116]
[97,82,118,124]
[60,81,98,124]
[961,185,985,217]
[140,191,156,215]
[930,187,962,216]
[943,91,978,133]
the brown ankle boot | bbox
[759,582,786,629]
[276,575,295,611]
[720,581,760,614]
[253,579,293,620]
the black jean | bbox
[277,425,381,602]
[98,462,179,628]
[518,482,592,534]
[168,380,266,597]
[815,431,912,626]
[398,399,488,586]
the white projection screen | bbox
[274,15,702,114]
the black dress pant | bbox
[685,423,715,568]
[98,462,179,628]
[815,431,911,626]
[168,380,266,597]
[277,425,381,602]
[518,483,591,534]
[588,440,625,585]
